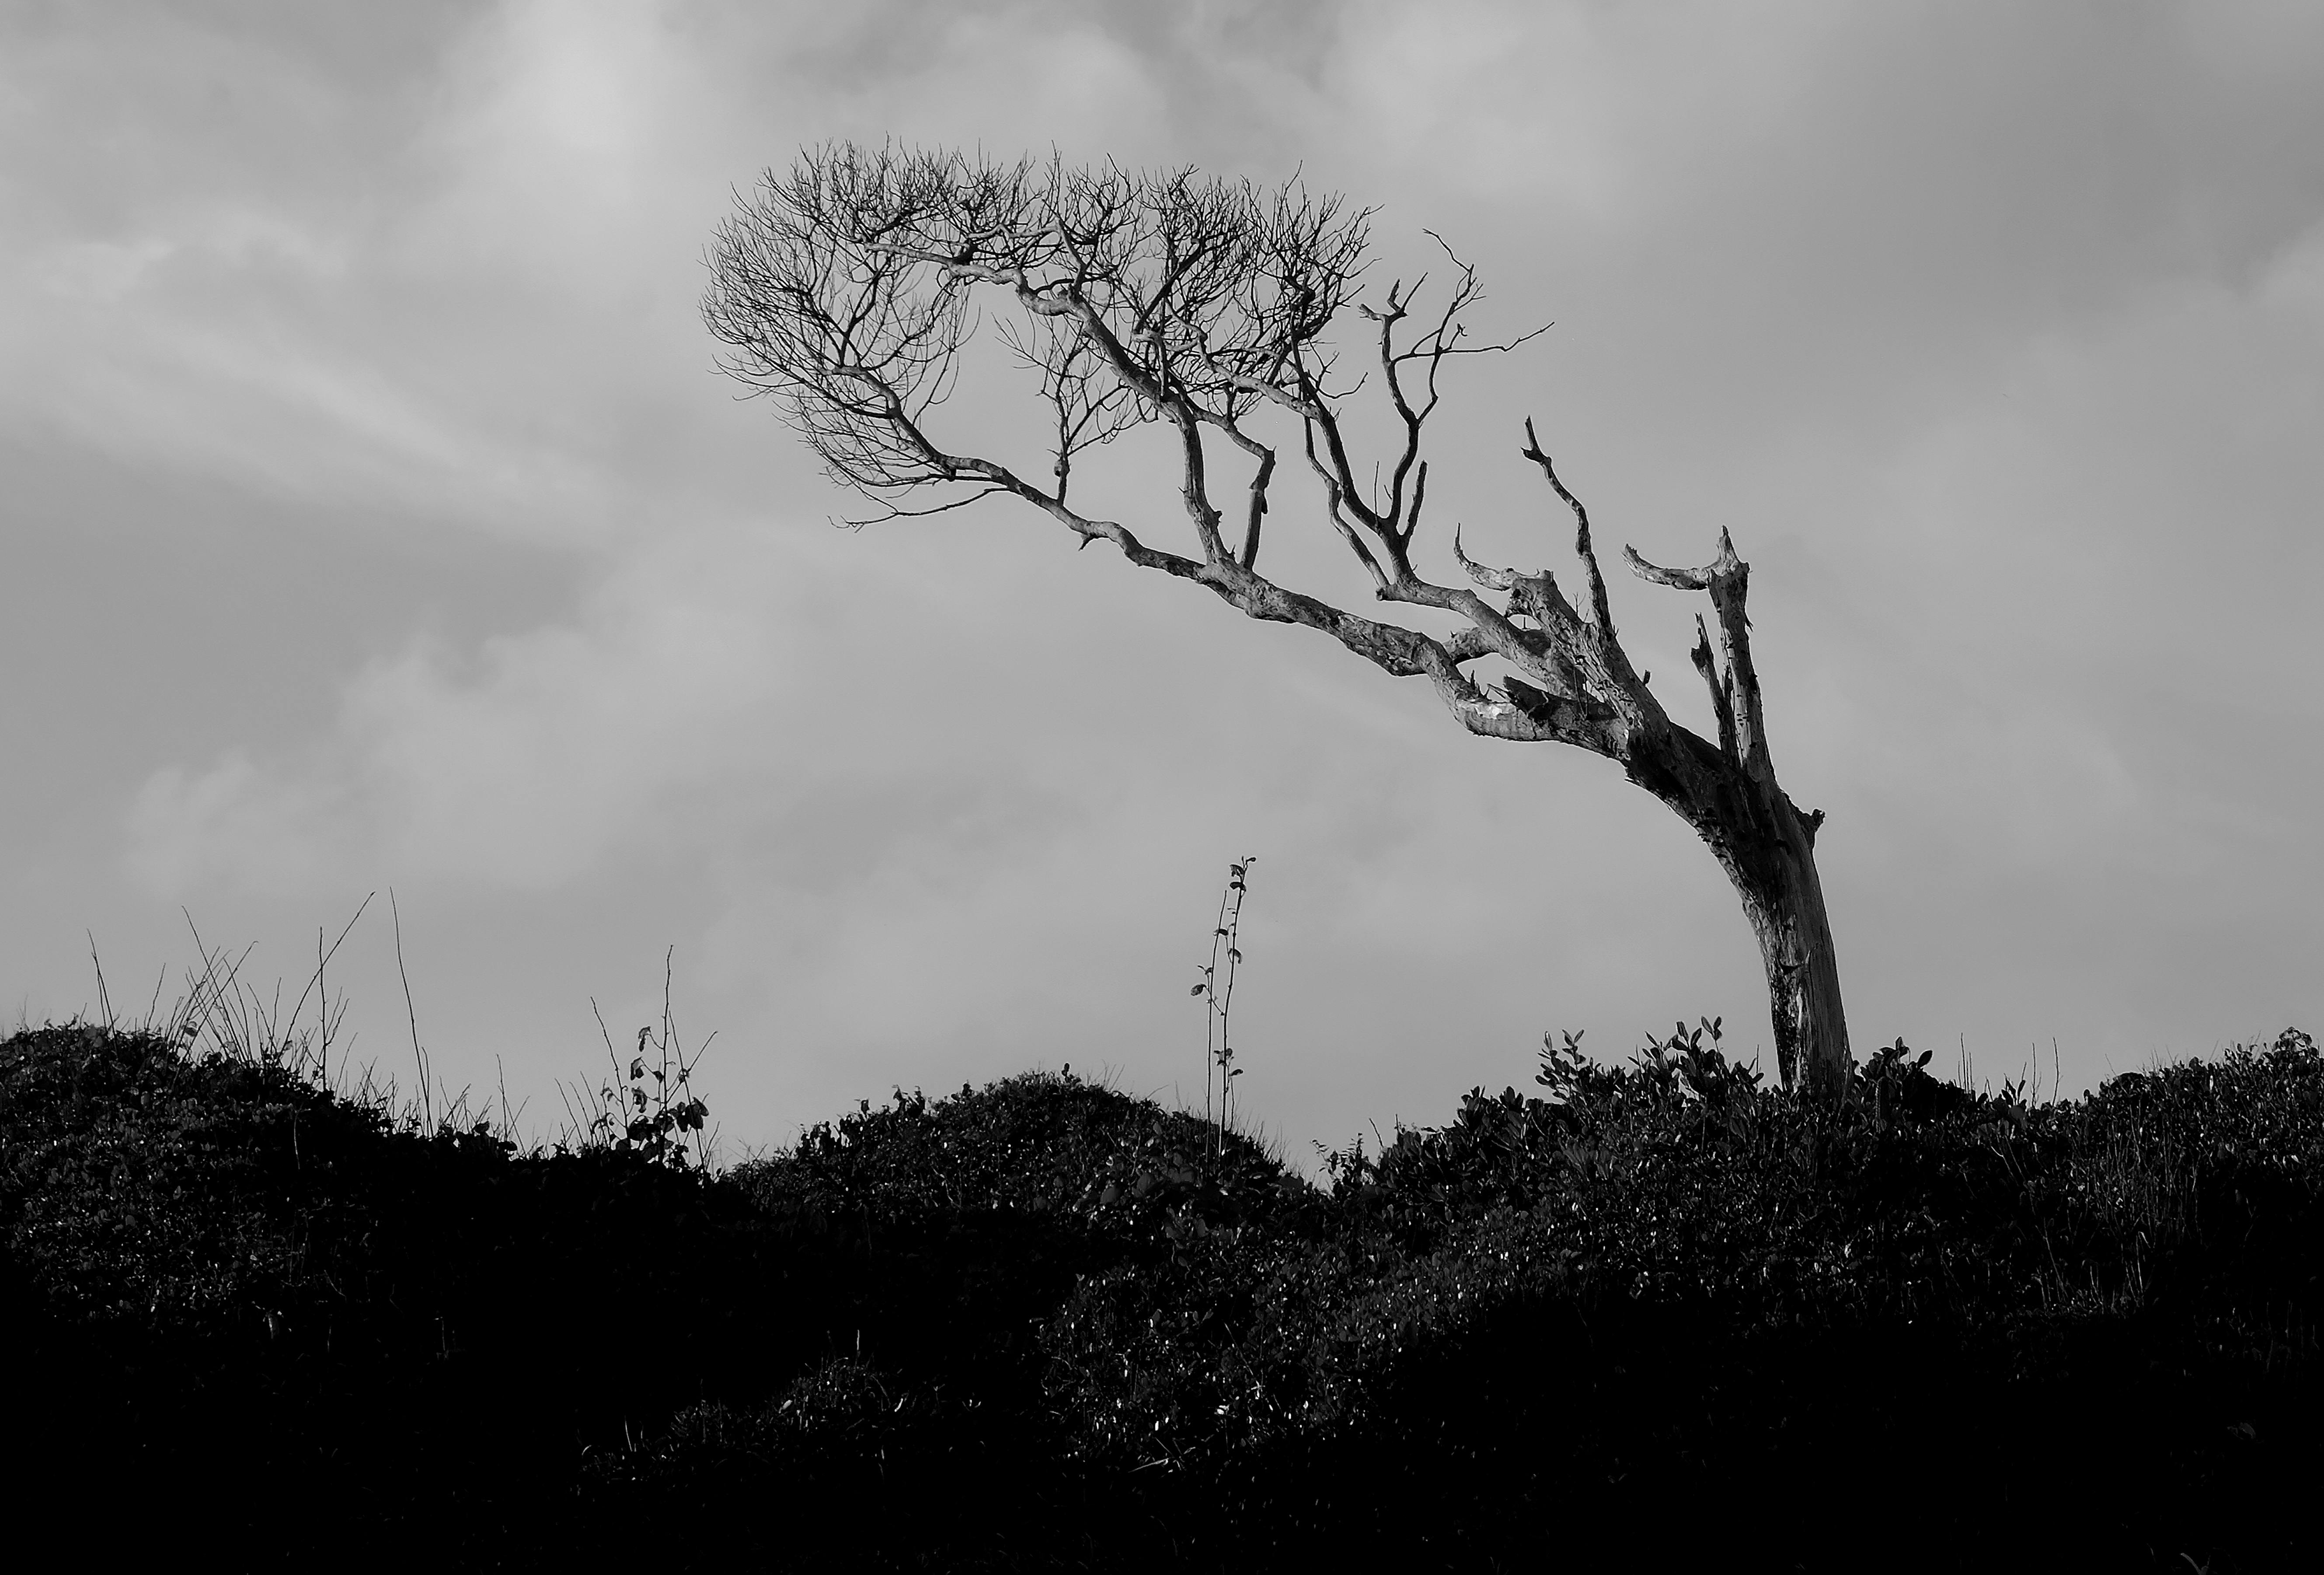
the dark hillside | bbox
[0,1023,808,1556]
[3,1021,2317,1570]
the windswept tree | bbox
[703,143,1851,1094]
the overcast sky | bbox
[6,1,2321,1166]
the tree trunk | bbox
[1720,784,1849,1097]
[1620,738,1848,1096]
[1609,530,1851,1097]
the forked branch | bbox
[1626,529,1767,771]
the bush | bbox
[4,1020,2317,1570]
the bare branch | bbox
[1301,415,1391,592]
[1624,528,1742,591]
[1520,420,1617,640]
[1411,231,1553,361]
[1226,431,1275,570]
[1450,526,1516,592]
[1443,627,1496,664]
[1689,613,1738,759]
[1625,527,1765,769]
[831,485,1016,529]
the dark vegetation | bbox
[4,1016,2318,1571]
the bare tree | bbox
[702,143,1850,1094]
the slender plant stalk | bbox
[1192,857,1257,1152]
[573,947,716,1169]
[391,888,433,1132]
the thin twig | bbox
[390,889,431,1132]
[286,892,374,1079]
[87,930,112,1029]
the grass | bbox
[1,1000,2317,1571]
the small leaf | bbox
[1190,984,1208,997]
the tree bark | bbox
[1626,726,1850,1095]
[1733,795,1850,1099]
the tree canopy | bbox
[704,143,1850,1094]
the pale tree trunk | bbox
[1742,803,1850,1099]
[1646,749,1850,1096]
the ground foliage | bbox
[2,1019,2317,1570]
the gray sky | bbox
[6,1,2321,1166]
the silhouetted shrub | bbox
[5,1021,2318,1570]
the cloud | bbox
[125,523,795,896]
[14,2,2324,1157]
[0,0,752,545]
[126,752,336,900]
[1311,0,1831,219]
[2257,213,2324,339]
